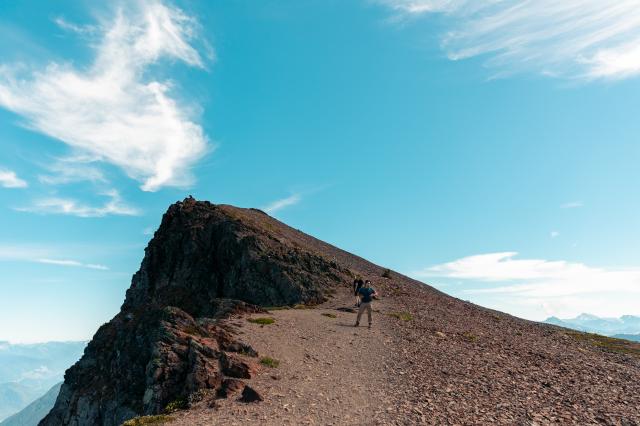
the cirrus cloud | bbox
[0,0,209,191]
[16,189,140,218]
[263,193,302,215]
[415,252,640,319]
[380,0,640,80]
[0,244,109,270]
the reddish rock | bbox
[221,353,259,379]
[217,379,246,399]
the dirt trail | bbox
[172,287,405,425]
[161,275,640,426]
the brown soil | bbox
[170,281,640,425]
[171,290,397,425]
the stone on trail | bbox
[240,386,264,403]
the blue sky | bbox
[1,0,639,342]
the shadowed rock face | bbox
[123,198,348,315]
[40,198,350,426]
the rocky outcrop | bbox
[41,198,350,426]
[122,197,349,315]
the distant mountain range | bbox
[0,383,62,426]
[0,341,85,422]
[544,314,640,340]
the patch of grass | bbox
[382,268,392,279]
[188,388,214,405]
[387,312,413,321]
[182,324,201,336]
[264,306,290,311]
[566,331,640,358]
[247,317,275,325]
[462,332,477,342]
[293,304,315,310]
[322,313,337,318]
[164,397,188,414]
[234,343,258,357]
[122,415,172,425]
[260,356,280,368]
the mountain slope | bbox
[1,383,61,426]
[41,198,640,425]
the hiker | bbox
[353,276,364,307]
[355,280,377,328]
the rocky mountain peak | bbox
[40,199,351,426]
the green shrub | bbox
[462,332,477,342]
[247,317,275,325]
[382,269,392,278]
[182,325,201,336]
[260,356,280,368]
[265,306,290,311]
[322,313,337,318]
[387,312,413,321]
[566,331,640,357]
[293,304,314,310]
[123,415,172,425]
[164,397,188,414]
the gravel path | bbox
[170,276,640,425]
[172,288,403,425]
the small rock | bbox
[222,353,259,379]
[217,378,245,398]
[240,385,263,403]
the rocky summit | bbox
[41,198,640,425]
[40,197,350,426]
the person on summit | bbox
[353,276,364,307]
[355,280,377,328]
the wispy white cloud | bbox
[38,156,107,185]
[0,244,108,270]
[380,0,640,80]
[0,0,209,191]
[416,252,640,318]
[53,16,96,35]
[37,258,108,270]
[561,201,583,209]
[263,193,302,215]
[0,168,27,188]
[16,189,140,217]
[550,231,560,238]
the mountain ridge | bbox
[544,313,640,336]
[1,383,61,426]
[0,342,84,422]
[41,198,640,425]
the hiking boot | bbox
[368,323,371,329]
[354,322,359,327]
